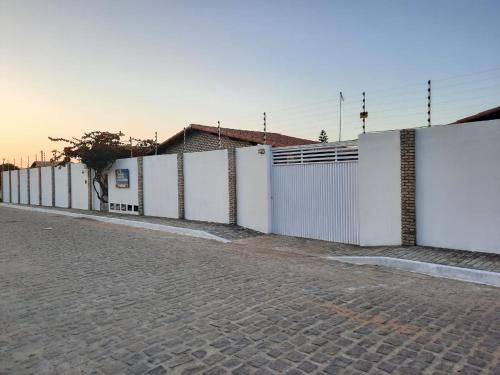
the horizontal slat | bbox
[272,142,358,165]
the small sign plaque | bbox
[115,169,130,188]
[360,111,368,119]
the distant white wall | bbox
[29,168,39,205]
[54,165,69,208]
[416,120,500,254]
[184,149,229,223]
[19,169,29,204]
[108,158,139,214]
[143,154,178,218]
[71,163,89,210]
[236,145,271,233]
[359,131,401,246]
[2,171,10,203]
[41,167,53,206]
[11,170,19,204]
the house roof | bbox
[30,161,57,168]
[157,124,317,152]
[453,106,500,124]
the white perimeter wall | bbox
[359,131,401,246]
[71,164,89,210]
[416,120,500,254]
[143,154,178,218]
[29,168,39,205]
[236,145,271,233]
[2,171,10,203]
[184,149,229,223]
[41,167,53,206]
[11,170,19,204]
[108,158,138,214]
[54,165,69,208]
[19,169,28,204]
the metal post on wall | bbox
[218,121,222,149]
[428,80,432,127]
[263,112,267,145]
[360,92,368,134]
[154,131,158,155]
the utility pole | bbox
[263,112,267,145]
[339,91,344,142]
[129,137,133,158]
[428,80,432,127]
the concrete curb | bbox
[0,203,230,243]
[328,256,500,288]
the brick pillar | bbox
[67,164,72,208]
[228,148,237,225]
[177,153,185,219]
[51,166,55,207]
[17,169,20,203]
[38,167,42,205]
[8,170,12,203]
[137,157,144,215]
[400,129,416,246]
[27,168,31,205]
[87,169,93,210]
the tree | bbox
[318,129,329,143]
[49,131,155,203]
[0,163,19,172]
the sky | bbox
[1,0,500,164]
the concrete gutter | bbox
[0,203,230,243]
[328,256,500,288]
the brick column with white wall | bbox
[137,157,144,215]
[228,148,237,225]
[177,153,185,219]
[400,129,416,246]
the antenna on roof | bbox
[263,112,267,145]
[217,121,222,149]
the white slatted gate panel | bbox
[271,142,359,244]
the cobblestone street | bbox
[0,206,499,375]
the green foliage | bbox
[318,129,329,143]
[49,131,155,203]
[0,163,19,172]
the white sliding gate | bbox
[271,142,359,244]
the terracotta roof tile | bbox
[157,124,317,151]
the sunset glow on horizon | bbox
[1,0,499,164]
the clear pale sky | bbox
[1,0,499,164]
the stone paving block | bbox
[0,206,499,375]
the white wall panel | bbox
[54,165,69,208]
[2,171,10,203]
[184,150,229,223]
[71,163,89,210]
[108,158,138,214]
[272,162,359,244]
[416,120,500,254]
[143,154,178,218]
[358,131,401,246]
[10,170,19,204]
[19,169,29,204]
[236,145,271,233]
[29,168,39,205]
[41,167,53,206]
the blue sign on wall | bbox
[115,169,130,188]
